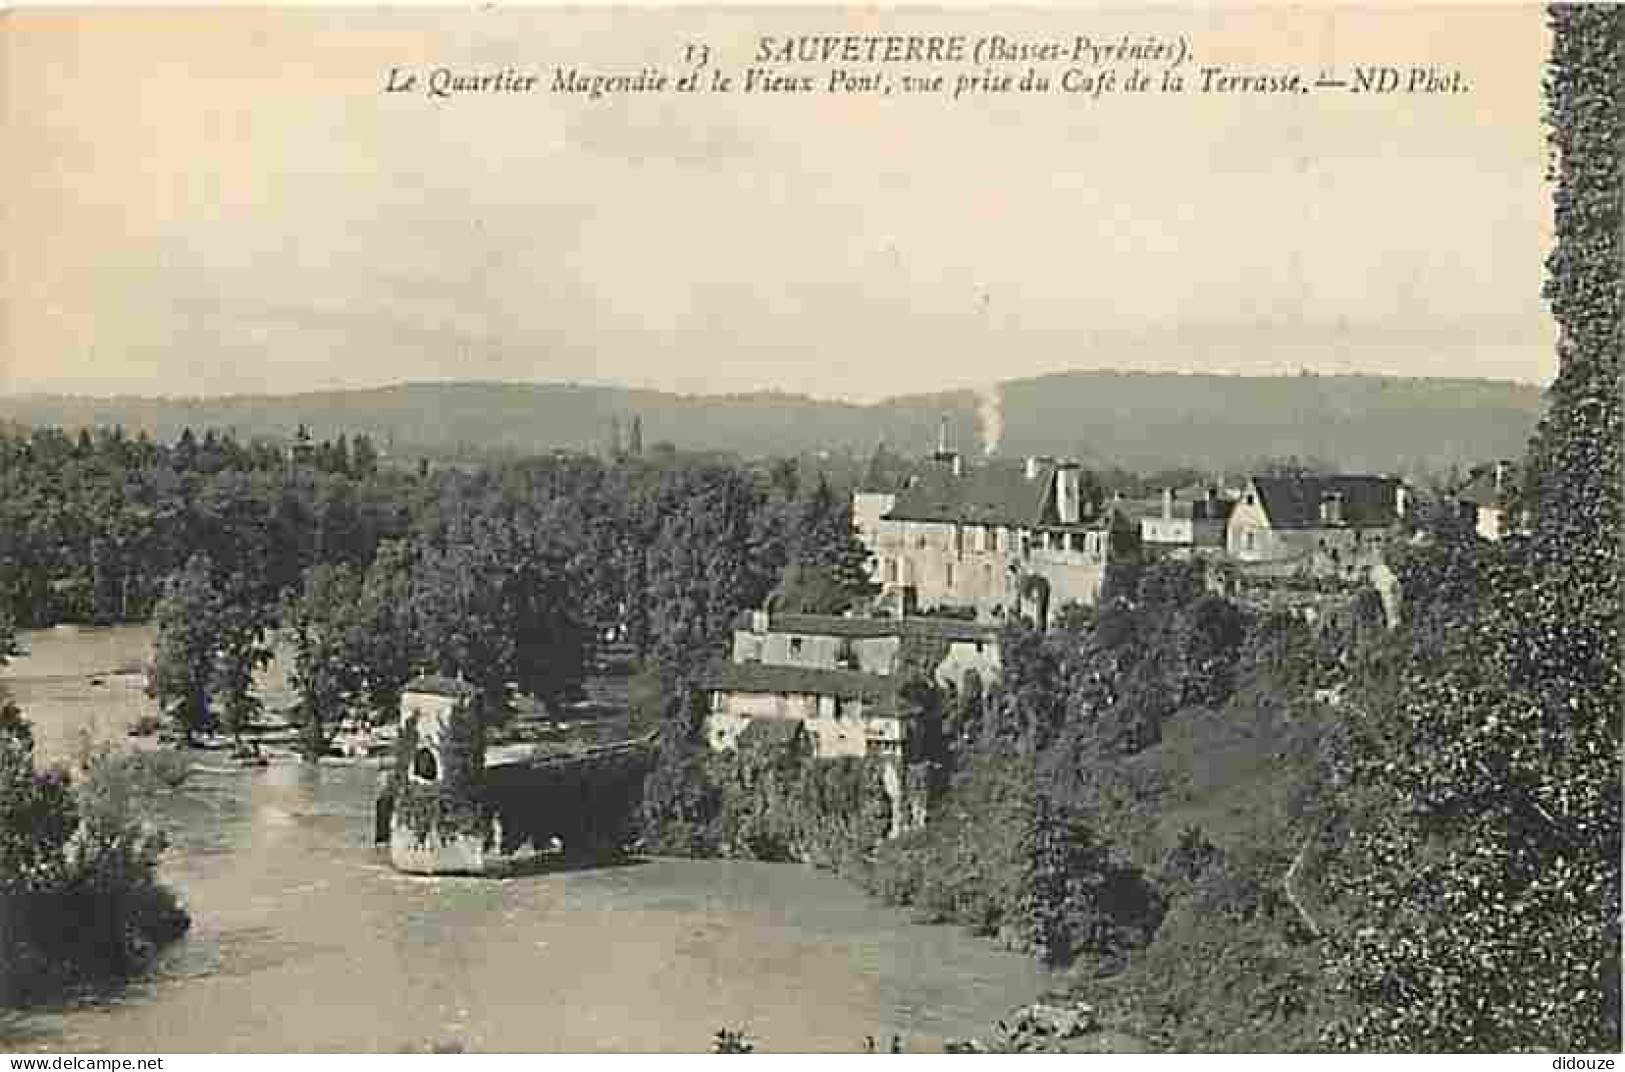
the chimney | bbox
[750,609,769,634]
[1395,481,1409,518]
[1024,455,1055,482]
[1320,491,1345,525]
[1162,487,1175,521]
[1055,462,1081,524]
[934,414,962,475]
[1493,460,1512,495]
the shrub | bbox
[0,705,190,1006]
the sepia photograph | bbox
[0,1,1619,1057]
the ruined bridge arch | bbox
[378,677,655,875]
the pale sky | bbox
[0,5,1557,402]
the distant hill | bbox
[0,372,1544,475]
[993,371,1545,475]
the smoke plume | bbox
[977,383,1003,456]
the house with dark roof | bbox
[727,609,1000,693]
[1226,474,1408,567]
[699,660,904,760]
[1128,486,1235,555]
[706,610,1000,757]
[858,449,1139,623]
[701,605,1007,837]
[735,717,812,756]
[1454,461,1521,541]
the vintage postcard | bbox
[0,2,1618,1059]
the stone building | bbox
[1133,486,1235,556]
[856,450,1138,624]
[704,610,1000,757]
[387,675,486,874]
[701,661,906,760]
[1454,461,1521,541]
[1226,474,1408,569]
[700,610,1003,837]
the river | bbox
[0,625,1053,1053]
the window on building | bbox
[1243,530,1255,551]
[789,637,804,658]
[411,747,439,783]
[945,563,955,589]
[884,559,898,584]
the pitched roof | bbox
[731,611,998,644]
[1247,475,1402,530]
[1455,464,1518,508]
[403,674,477,698]
[884,460,1053,526]
[699,660,899,713]
[1124,496,1235,523]
[737,718,809,750]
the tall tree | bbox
[212,577,273,744]
[351,540,422,724]
[411,526,515,720]
[409,512,587,721]
[282,564,365,761]
[645,475,767,680]
[1322,8,1621,1051]
[772,475,875,614]
[147,555,222,744]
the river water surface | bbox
[1,625,1052,1053]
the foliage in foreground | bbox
[0,706,190,1006]
[1315,7,1622,1051]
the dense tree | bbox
[771,475,875,614]
[0,611,15,669]
[645,473,770,680]
[410,511,588,721]
[211,579,273,744]
[1320,8,1621,1051]
[350,540,422,724]
[0,422,420,629]
[146,555,224,743]
[283,564,366,761]
[0,706,189,1004]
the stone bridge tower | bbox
[385,676,492,875]
[376,676,657,876]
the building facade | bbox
[700,610,1003,836]
[860,452,1138,624]
[1226,474,1407,568]
[1454,461,1519,541]
[1135,486,1234,555]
